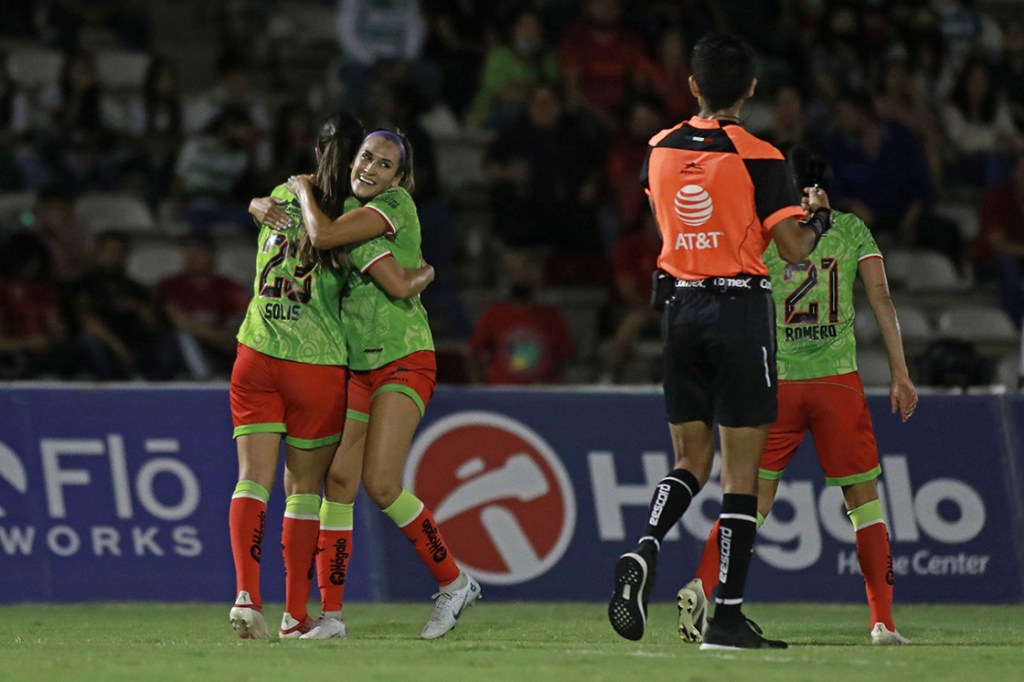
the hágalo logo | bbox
[405,411,576,585]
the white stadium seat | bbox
[75,192,157,233]
[6,49,63,89]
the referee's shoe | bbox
[608,541,657,640]
[699,614,788,650]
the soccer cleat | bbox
[608,551,655,641]
[420,573,482,640]
[229,591,269,640]
[299,613,348,640]
[699,615,788,650]
[871,622,911,645]
[676,578,708,643]
[279,611,316,639]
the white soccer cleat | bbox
[229,590,269,640]
[871,622,911,645]
[279,611,316,639]
[420,573,482,640]
[299,613,348,640]
[676,578,708,643]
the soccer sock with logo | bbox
[282,493,321,621]
[229,480,270,608]
[694,512,765,600]
[849,499,895,630]
[383,488,461,587]
[639,468,701,549]
[316,500,354,614]
[712,494,758,625]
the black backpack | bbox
[915,339,995,388]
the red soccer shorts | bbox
[758,371,881,486]
[346,350,437,423]
[230,343,348,448]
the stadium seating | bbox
[75,192,158,233]
[856,348,893,388]
[6,48,63,89]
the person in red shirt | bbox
[469,250,575,384]
[158,232,248,378]
[600,213,662,382]
[970,154,1024,327]
[0,230,70,378]
[557,0,651,130]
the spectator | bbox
[598,213,661,384]
[265,100,316,186]
[603,95,665,237]
[0,230,72,379]
[71,230,178,380]
[557,0,651,131]
[754,83,811,150]
[158,233,248,379]
[42,49,103,136]
[465,9,560,131]
[637,27,696,124]
[998,21,1024,134]
[421,0,489,123]
[119,57,183,212]
[482,82,602,253]
[970,154,1024,328]
[941,56,1022,187]
[334,0,429,111]
[821,90,962,266]
[174,105,260,233]
[31,184,94,282]
[469,250,575,385]
[873,57,946,188]
[185,51,271,171]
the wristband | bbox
[800,207,833,249]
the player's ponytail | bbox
[298,112,365,273]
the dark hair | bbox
[690,32,755,112]
[782,144,833,193]
[297,111,366,272]
[361,128,416,192]
[142,56,182,136]
[950,57,998,123]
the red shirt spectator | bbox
[558,0,650,125]
[470,298,575,384]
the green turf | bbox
[1,602,1022,682]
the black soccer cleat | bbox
[608,552,654,641]
[699,615,788,650]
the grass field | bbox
[2,601,1022,682]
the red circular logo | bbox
[405,411,576,585]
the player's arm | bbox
[860,256,918,422]
[772,187,832,264]
[287,175,389,248]
[366,255,435,299]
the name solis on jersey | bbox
[675,231,724,250]
[262,301,302,321]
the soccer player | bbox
[607,32,832,649]
[676,147,917,647]
[287,129,480,640]
[228,113,355,640]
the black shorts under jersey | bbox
[662,287,777,427]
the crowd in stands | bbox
[1,0,1023,386]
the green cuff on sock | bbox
[233,480,270,504]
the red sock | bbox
[316,528,353,612]
[399,507,461,587]
[281,494,321,621]
[229,496,267,609]
[856,523,895,630]
[694,518,721,600]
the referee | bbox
[607,32,831,649]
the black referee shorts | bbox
[662,287,777,427]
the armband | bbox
[800,207,833,249]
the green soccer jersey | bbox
[342,187,434,370]
[236,184,349,365]
[765,211,882,380]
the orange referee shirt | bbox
[641,117,804,280]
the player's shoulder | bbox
[368,186,413,211]
[724,125,785,160]
[648,121,686,147]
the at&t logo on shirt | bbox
[673,184,723,250]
